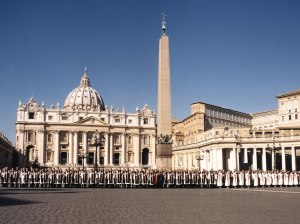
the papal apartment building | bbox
[172,89,300,172]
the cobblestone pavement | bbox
[0,187,300,224]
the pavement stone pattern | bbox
[0,187,300,224]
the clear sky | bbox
[1,0,300,143]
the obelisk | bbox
[156,12,172,169]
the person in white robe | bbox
[245,171,251,187]
[224,171,231,188]
[289,172,294,186]
[231,171,238,188]
[272,171,278,187]
[238,171,244,187]
[293,171,298,187]
[252,171,259,187]
[258,171,264,187]
[283,171,289,187]
[266,171,272,187]
[277,171,283,187]
[217,170,223,188]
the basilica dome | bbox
[64,69,105,111]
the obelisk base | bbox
[156,143,172,169]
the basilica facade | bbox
[172,90,300,172]
[16,69,156,168]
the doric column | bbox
[209,149,214,170]
[232,148,237,171]
[291,146,296,171]
[37,129,45,165]
[271,148,275,170]
[281,146,286,170]
[121,133,126,165]
[133,134,140,166]
[236,144,241,171]
[68,132,73,165]
[83,132,88,165]
[73,132,78,165]
[183,153,187,168]
[202,151,207,170]
[54,131,60,165]
[262,147,267,171]
[243,148,248,163]
[97,134,101,167]
[110,133,114,165]
[218,149,223,170]
[104,132,109,166]
[252,147,257,170]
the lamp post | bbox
[78,152,89,169]
[195,151,205,171]
[267,137,281,170]
[88,130,105,169]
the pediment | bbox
[74,116,108,126]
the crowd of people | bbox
[0,167,299,188]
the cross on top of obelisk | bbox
[162,12,167,35]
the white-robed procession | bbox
[1,167,299,189]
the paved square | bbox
[0,188,300,224]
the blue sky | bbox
[1,0,300,142]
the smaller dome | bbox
[64,68,105,111]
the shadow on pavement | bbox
[0,188,86,195]
[0,196,39,207]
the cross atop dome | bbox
[80,67,91,86]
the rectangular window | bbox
[289,115,292,121]
[48,115,53,121]
[282,116,284,122]
[128,119,132,124]
[144,136,149,145]
[114,135,120,144]
[60,132,68,142]
[28,132,34,142]
[101,118,105,121]
[79,117,83,121]
[115,118,120,123]
[61,116,68,121]
[295,114,298,120]
[47,134,52,142]
[28,112,35,119]
[143,118,148,124]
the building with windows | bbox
[0,132,14,168]
[172,91,300,172]
[16,69,156,168]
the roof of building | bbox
[251,109,278,116]
[277,89,300,98]
[191,101,251,117]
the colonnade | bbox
[173,144,299,171]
